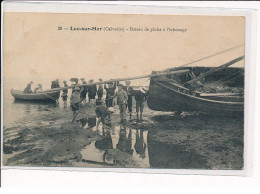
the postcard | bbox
[2,3,254,176]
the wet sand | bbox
[3,101,243,170]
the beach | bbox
[3,95,244,169]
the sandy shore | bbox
[3,101,243,170]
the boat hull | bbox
[147,67,244,115]
[11,90,60,102]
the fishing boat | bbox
[147,56,244,115]
[11,89,60,102]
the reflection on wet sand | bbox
[79,111,243,169]
[4,95,244,169]
[135,129,147,159]
[116,128,133,156]
[80,123,149,168]
[79,116,211,169]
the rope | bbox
[224,73,243,82]
[166,44,244,71]
[43,93,59,103]
[136,78,151,88]
[213,70,243,84]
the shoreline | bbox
[3,100,244,169]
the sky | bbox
[4,13,245,91]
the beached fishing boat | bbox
[147,56,244,115]
[11,89,60,102]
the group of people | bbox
[24,78,148,126]
[23,81,43,93]
[68,78,148,126]
[94,81,148,127]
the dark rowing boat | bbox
[147,57,244,115]
[11,89,60,102]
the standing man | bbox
[70,87,81,123]
[114,84,128,124]
[104,81,117,107]
[80,78,88,104]
[55,79,60,88]
[88,79,97,104]
[51,80,56,89]
[62,81,68,104]
[97,79,104,100]
[124,80,134,120]
[134,87,147,121]
[70,78,79,85]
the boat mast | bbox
[50,69,189,92]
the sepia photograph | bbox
[2,11,245,171]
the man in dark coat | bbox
[88,79,97,104]
[124,80,134,120]
[104,81,117,107]
[62,81,68,102]
[134,87,147,121]
[97,79,104,100]
[51,79,60,89]
[24,81,33,93]
[51,80,56,89]
[80,78,88,104]
[55,79,60,88]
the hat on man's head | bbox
[89,79,94,83]
[74,87,80,91]
[80,78,85,81]
[70,78,75,82]
[99,78,103,82]
[108,107,114,113]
